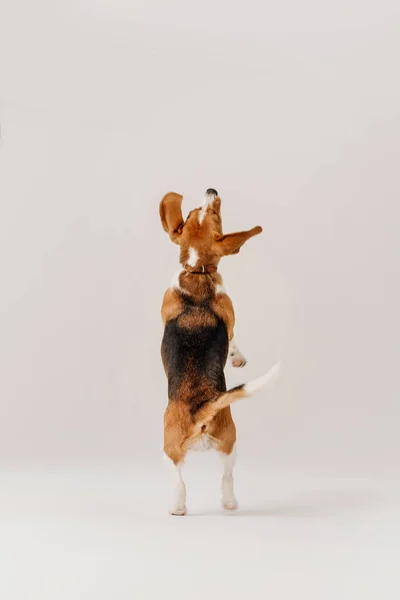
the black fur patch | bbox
[161,307,229,415]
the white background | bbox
[1,1,399,598]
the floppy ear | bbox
[215,226,262,255]
[159,192,184,244]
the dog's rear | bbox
[160,189,280,515]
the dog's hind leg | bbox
[164,452,187,516]
[206,408,239,511]
[164,403,190,516]
[220,445,238,510]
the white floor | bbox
[1,459,399,600]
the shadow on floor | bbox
[189,488,380,517]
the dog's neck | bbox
[182,264,218,275]
[170,267,224,302]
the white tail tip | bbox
[244,362,281,395]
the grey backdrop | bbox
[1,0,399,476]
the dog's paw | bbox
[222,499,239,511]
[230,352,247,368]
[169,505,187,516]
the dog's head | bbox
[160,189,262,268]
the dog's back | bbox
[162,302,229,416]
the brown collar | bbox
[182,264,218,274]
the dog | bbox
[160,189,280,515]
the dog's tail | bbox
[196,362,281,425]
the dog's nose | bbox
[205,188,218,197]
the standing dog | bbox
[160,189,280,515]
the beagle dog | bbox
[160,189,280,515]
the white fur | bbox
[244,362,281,395]
[229,337,247,368]
[164,454,187,516]
[229,338,239,355]
[169,269,183,291]
[198,207,207,225]
[215,274,227,296]
[187,434,214,452]
[221,445,238,510]
[198,190,217,225]
[215,282,226,295]
[187,247,198,267]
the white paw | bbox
[169,505,187,516]
[222,498,239,511]
[230,352,247,368]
